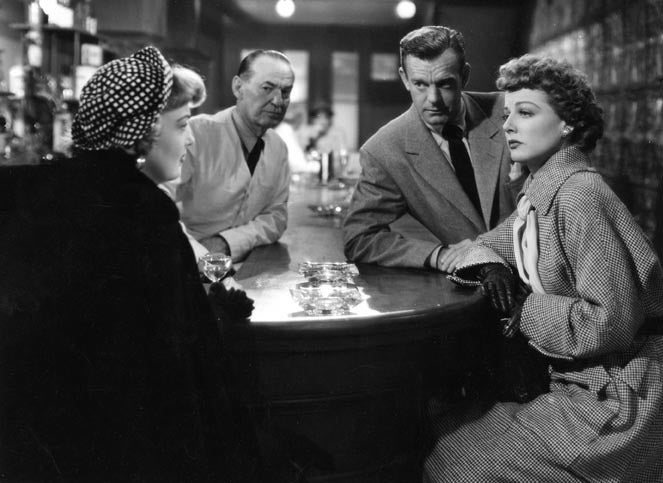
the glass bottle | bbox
[16,0,54,164]
[84,0,97,35]
[51,102,72,157]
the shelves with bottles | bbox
[10,23,99,40]
[2,0,120,164]
[3,13,95,162]
[9,23,109,79]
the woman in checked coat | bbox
[423,55,663,482]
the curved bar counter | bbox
[228,179,491,482]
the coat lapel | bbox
[464,93,505,229]
[404,104,485,232]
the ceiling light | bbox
[395,0,416,19]
[275,0,295,18]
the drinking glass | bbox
[201,252,233,283]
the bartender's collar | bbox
[231,107,261,153]
[426,97,467,137]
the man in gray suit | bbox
[343,25,523,272]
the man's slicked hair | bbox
[237,49,292,79]
[399,26,466,76]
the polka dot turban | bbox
[72,46,173,151]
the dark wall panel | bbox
[434,4,528,92]
[220,22,412,144]
[215,4,527,145]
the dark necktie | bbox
[246,137,264,175]
[442,124,482,215]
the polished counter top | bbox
[228,177,491,482]
[234,177,487,335]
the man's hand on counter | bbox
[200,234,231,256]
[222,276,244,291]
[437,238,473,273]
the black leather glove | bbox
[502,305,522,338]
[478,264,516,316]
[501,283,531,338]
[208,282,254,322]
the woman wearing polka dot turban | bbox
[0,46,261,481]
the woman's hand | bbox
[479,263,516,315]
[208,282,254,322]
[500,283,531,338]
[478,264,532,337]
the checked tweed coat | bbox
[424,146,663,482]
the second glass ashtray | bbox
[298,261,359,281]
[290,281,362,316]
[308,203,348,217]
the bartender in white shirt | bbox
[164,49,295,263]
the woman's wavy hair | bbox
[496,54,604,153]
[135,64,207,156]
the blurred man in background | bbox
[297,101,347,155]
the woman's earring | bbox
[136,157,146,168]
[562,126,573,137]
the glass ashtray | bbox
[308,270,351,285]
[298,261,359,281]
[308,203,349,217]
[290,281,362,316]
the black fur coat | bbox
[0,150,254,481]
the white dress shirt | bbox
[163,106,291,262]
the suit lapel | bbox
[464,93,504,229]
[404,104,485,232]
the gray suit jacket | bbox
[343,91,522,268]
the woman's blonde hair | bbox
[135,65,206,155]
[166,65,207,111]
